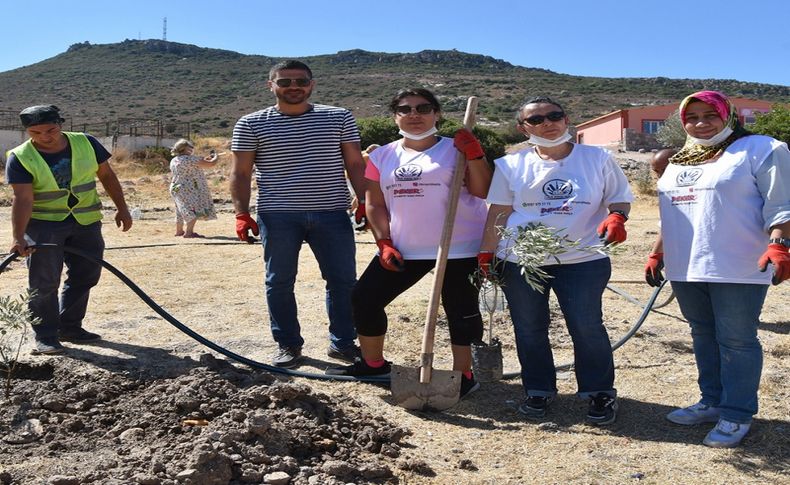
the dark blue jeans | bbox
[258,210,357,349]
[500,258,615,399]
[671,281,767,424]
[25,219,105,340]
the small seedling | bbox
[0,290,40,399]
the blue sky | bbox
[3,0,788,86]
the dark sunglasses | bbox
[274,78,312,88]
[522,111,565,126]
[395,103,434,115]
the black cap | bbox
[19,105,65,128]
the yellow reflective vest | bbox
[10,132,103,224]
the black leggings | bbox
[351,256,484,346]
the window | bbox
[642,120,664,134]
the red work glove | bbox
[758,243,790,285]
[453,128,485,160]
[644,253,665,287]
[477,251,495,280]
[235,213,259,243]
[354,200,366,225]
[376,238,405,272]
[597,212,628,244]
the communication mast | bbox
[163,17,167,41]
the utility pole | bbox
[163,17,167,41]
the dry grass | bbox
[1,148,788,484]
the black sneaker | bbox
[272,346,303,368]
[460,375,480,399]
[59,328,101,343]
[327,344,362,363]
[31,338,66,355]
[586,393,618,426]
[325,358,391,377]
[518,395,553,419]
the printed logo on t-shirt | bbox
[675,168,703,187]
[394,164,422,181]
[49,157,73,189]
[542,179,574,200]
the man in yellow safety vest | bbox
[6,105,132,355]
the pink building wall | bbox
[576,98,775,146]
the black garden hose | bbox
[1,244,669,383]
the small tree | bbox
[0,290,40,399]
[655,109,686,149]
[749,105,790,144]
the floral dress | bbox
[169,155,217,223]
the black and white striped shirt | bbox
[231,104,360,212]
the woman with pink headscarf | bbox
[645,91,790,448]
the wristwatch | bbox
[769,237,790,248]
[609,209,629,221]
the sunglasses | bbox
[522,111,565,126]
[273,78,312,88]
[395,103,434,115]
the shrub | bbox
[749,105,790,144]
[655,109,686,148]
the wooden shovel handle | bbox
[420,96,478,383]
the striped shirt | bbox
[231,104,360,212]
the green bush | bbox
[749,105,790,144]
[357,116,399,149]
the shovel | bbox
[391,97,478,411]
[471,281,504,382]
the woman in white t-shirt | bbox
[326,88,492,399]
[644,90,790,448]
[478,96,634,426]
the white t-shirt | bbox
[366,137,487,259]
[487,144,634,265]
[658,135,785,284]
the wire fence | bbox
[0,110,190,138]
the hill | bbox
[1,39,788,134]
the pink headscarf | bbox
[679,90,732,125]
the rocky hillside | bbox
[1,39,788,134]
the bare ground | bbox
[0,151,788,484]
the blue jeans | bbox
[671,281,767,424]
[25,219,105,340]
[258,211,357,349]
[500,258,615,399]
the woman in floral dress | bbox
[169,139,218,237]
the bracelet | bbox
[769,237,790,248]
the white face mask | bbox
[688,126,733,146]
[399,126,438,141]
[527,130,573,147]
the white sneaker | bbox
[703,419,750,448]
[666,402,721,425]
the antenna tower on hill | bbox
[162,17,167,41]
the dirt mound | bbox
[0,354,411,484]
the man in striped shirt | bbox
[230,60,366,368]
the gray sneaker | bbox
[703,418,750,448]
[31,338,66,355]
[518,395,554,419]
[666,402,721,425]
[272,346,303,368]
[326,344,362,363]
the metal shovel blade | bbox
[390,364,462,411]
